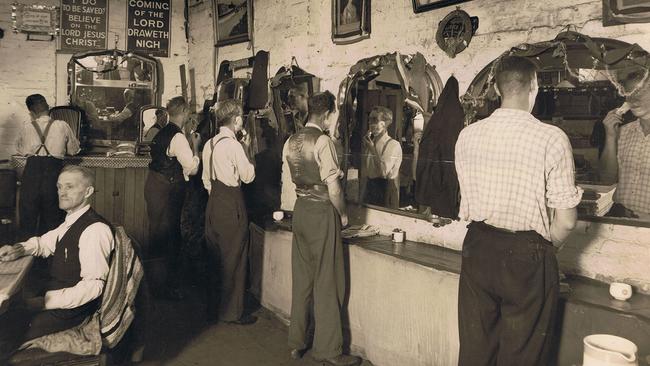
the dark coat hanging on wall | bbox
[415,76,464,219]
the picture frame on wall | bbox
[412,0,472,14]
[603,0,650,26]
[214,0,253,47]
[332,0,371,45]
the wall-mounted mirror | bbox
[68,50,160,147]
[463,31,650,224]
[338,52,443,214]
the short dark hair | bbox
[369,106,393,126]
[25,94,49,114]
[495,56,538,96]
[60,165,95,188]
[213,99,243,126]
[308,91,336,116]
[166,96,188,117]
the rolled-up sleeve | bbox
[43,222,114,310]
[63,122,81,156]
[545,132,583,209]
[233,141,255,184]
[169,133,199,180]
[201,142,213,193]
[314,135,342,184]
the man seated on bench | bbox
[0,165,114,362]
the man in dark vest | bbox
[16,94,80,241]
[0,165,114,362]
[145,97,199,300]
[283,91,360,366]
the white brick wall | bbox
[0,0,190,160]
[187,0,650,292]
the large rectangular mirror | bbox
[69,50,159,146]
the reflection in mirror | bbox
[69,50,158,145]
[141,106,168,142]
[463,32,650,221]
[338,53,442,214]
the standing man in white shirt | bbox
[16,94,80,240]
[362,106,403,208]
[0,165,114,361]
[455,56,582,366]
[144,97,200,300]
[202,99,256,325]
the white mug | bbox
[392,230,405,243]
[272,211,284,221]
[610,282,633,301]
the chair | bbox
[49,106,82,140]
[8,227,145,366]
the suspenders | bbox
[208,135,235,182]
[31,118,54,156]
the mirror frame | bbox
[337,52,444,219]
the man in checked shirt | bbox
[454,56,583,366]
[601,70,650,219]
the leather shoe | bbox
[226,314,257,325]
[290,348,306,360]
[316,354,361,366]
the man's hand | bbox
[362,133,374,150]
[0,244,25,262]
[240,131,251,148]
[190,132,201,153]
[603,110,624,137]
[340,214,349,228]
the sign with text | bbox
[59,0,108,52]
[126,0,171,58]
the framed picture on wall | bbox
[603,0,650,26]
[214,0,253,46]
[412,0,472,14]
[332,0,370,45]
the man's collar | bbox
[305,122,322,131]
[63,205,91,227]
[35,115,51,124]
[218,126,237,139]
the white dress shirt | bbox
[167,132,200,181]
[202,127,255,192]
[364,132,402,180]
[22,205,114,310]
[16,115,80,158]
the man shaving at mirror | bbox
[362,106,402,208]
[287,84,309,133]
[601,69,650,218]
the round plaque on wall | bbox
[436,9,479,58]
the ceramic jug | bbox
[583,334,638,366]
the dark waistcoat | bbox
[48,208,110,291]
[149,123,184,183]
[286,126,329,200]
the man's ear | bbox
[84,186,95,200]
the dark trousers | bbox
[144,171,186,292]
[18,156,65,241]
[365,178,388,206]
[204,179,249,322]
[458,221,559,366]
[0,300,98,362]
[288,198,344,360]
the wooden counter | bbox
[11,155,151,248]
